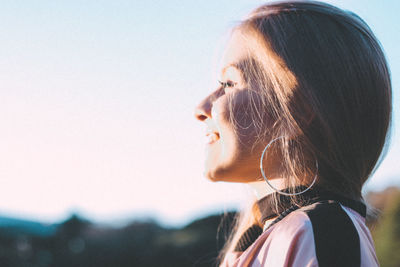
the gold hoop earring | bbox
[259,136,318,196]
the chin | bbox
[204,146,260,183]
[204,166,258,183]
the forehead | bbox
[220,31,249,75]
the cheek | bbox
[229,91,262,148]
[205,91,271,181]
[204,100,240,180]
[214,92,261,162]
[212,99,239,157]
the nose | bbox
[195,95,213,121]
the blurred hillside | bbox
[0,212,235,267]
[366,186,400,267]
[0,186,399,267]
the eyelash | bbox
[218,80,237,90]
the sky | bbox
[0,0,399,227]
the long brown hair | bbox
[219,0,392,263]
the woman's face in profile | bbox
[195,32,270,183]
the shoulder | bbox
[254,201,378,267]
[254,209,317,267]
[299,201,366,267]
[266,208,314,249]
[244,210,316,267]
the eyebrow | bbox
[221,63,243,76]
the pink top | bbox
[221,205,378,267]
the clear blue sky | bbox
[0,0,398,227]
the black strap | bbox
[304,201,361,267]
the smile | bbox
[206,132,220,144]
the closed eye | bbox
[218,80,237,91]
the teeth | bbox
[206,133,219,144]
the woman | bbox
[195,1,391,266]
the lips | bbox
[206,132,220,144]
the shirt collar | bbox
[256,186,367,224]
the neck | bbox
[247,178,286,200]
